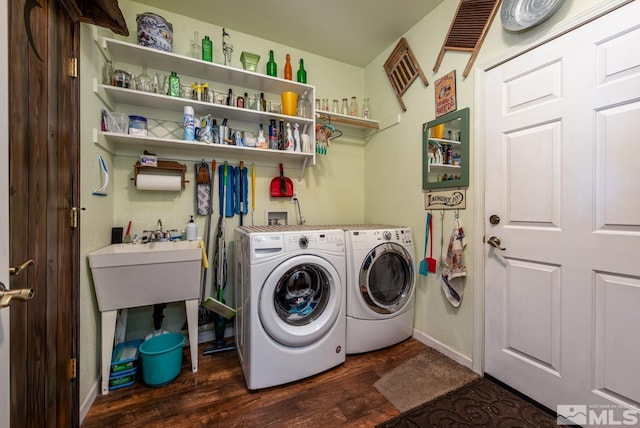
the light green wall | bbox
[79,0,612,410]
[363,0,610,359]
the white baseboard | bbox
[80,378,99,424]
[412,329,476,372]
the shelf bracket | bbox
[93,78,113,110]
[297,157,309,182]
[92,32,109,61]
[92,129,116,155]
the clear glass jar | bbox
[315,98,321,110]
[362,98,370,119]
[322,98,329,111]
[341,98,349,115]
[137,66,153,93]
[349,96,359,116]
[297,93,311,118]
[332,99,339,113]
[102,59,113,85]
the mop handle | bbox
[251,163,256,212]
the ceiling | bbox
[135,0,446,67]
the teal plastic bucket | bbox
[139,333,185,387]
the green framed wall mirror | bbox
[422,107,469,190]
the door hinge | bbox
[68,58,78,78]
[70,207,78,229]
[67,358,77,379]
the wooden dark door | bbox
[8,0,79,426]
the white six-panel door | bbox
[484,0,640,416]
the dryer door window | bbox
[259,255,342,347]
[359,243,414,314]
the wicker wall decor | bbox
[433,0,501,78]
[383,38,429,111]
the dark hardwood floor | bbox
[82,338,449,427]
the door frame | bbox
[472,0,634,375]
[1,0,10,425]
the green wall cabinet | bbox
[422,107,469,191]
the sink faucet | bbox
[142,219,178,242]
[143,219,166,242]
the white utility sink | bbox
[88,241,202,311]
[88,240,203,395]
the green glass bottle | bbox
[297,58,307,84]
[266,50,277,77]
[202,35,212,62]
[168,71,180,97]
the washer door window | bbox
[359,243,414,314]
[259,255,342,347]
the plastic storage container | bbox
[109,368,137,390]
[103,111,129,134]
[139,333,185,387]
[110,339,142,374]
[128,115,148,136]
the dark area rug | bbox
[377,377,557,427]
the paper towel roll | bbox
[136,174,182,191]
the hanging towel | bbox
[195,162,212,216]
[234,166,248,215]
[218,164,236,217]
[440,218,466,307]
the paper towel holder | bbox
[132,160,189,190]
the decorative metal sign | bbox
[435,70,457,118]
[424,189,466,210]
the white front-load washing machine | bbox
[234,226,346,390]
[343,225,416,354]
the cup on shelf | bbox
[431,124,445,139]
[281,91,297,116]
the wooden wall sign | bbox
[435,71,457,117]
[383,38,429,111]
[424,189,467,210]
[433,0,501,78]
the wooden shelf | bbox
[316,110,380,131]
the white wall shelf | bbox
[95,37,316,176]
[95,131,313,164]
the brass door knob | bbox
[0,282,34,309]
[9,259,34,276]
[487,236,506,251]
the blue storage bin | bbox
[139,333,185,387]
[111,339,142,375]
[109,367,137,390]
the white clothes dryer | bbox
[234,226,346,390]
[343,225,416,354]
